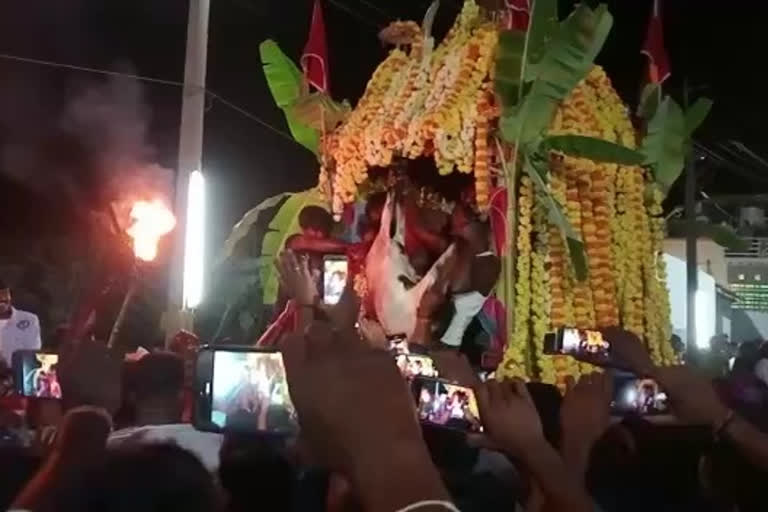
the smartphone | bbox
[11,350,62,399]
[412,377,483,433]
[395,353,438,380]
[610,373,669,416]
[544,327,610,359]
[194,346,298,435]
[322,255,348,305]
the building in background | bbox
[663,238,733,349]
[697,196,768,342]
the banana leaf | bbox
[217,192,291,265]
[525,159,588,281]
[494,0,559,110]
[540,135,645,165]
[495,30,527,109]
[205,257,265,342]
[260,40,305,107]
[638,83,661,120]
[260,188,329,305]
[640,97,686,194]
[685,97,713,136]
[525,0,560,78]
[500,4,613,145]
[259,40,320,154]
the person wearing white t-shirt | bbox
[109,351,223,472]
[0,280,42,367]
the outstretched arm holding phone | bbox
[606,327,768,472]
[282,318,455,512]
[654,365,768,472]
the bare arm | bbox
[476,380,593,512]
[520,440,594,512]
[720,414,768,471]
[14,408,111,510]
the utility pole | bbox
[166,0,210,343]
[684,79,699,356]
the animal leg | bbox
[410,243,457,303]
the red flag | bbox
[641,0,671,84]
[489,186,508,255]
[301,0,330,92]
[502,0,530,31]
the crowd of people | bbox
[1,263,768,512]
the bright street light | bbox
[183,170,205,309]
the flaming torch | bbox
[107,199,176,348]
[127,200,177,262]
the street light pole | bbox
[683,80,699,355]
[166,0,210,343]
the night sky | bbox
[1,0,767,254]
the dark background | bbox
[0,0,765,339]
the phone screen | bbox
[209,350,298,434]
[13,351,62,399]
[561,328,610,357]
[323,256,348,305]
[611,374,669,416]
[412,377,483,433]
[395,354,438,380]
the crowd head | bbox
[1,261,767,512]
[299,206,334,239]
[0,278,11,316]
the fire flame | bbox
[126,199,176,261]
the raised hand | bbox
[602,326,655,376]
[358,317,389,350]
[560,372,613,482]
[475,378,594,512]
[277,250,319,307]
[318,279,361,332]
[431,350,477,387]
[561,372,613,448]
[653,365,729,426]
[474,378,544,457]
[281,319,450,512]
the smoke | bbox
[0,63,173,212]
[59,67,174,205]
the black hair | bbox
[130,352,185,401]
[0,446,41,511]
[0,279,7,291]
[760,340,768,359]
[51,443,219,512]
[219,434,296,512]
[298,205,334,235]
[732,340,760,375]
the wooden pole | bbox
[107,278,138,349]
